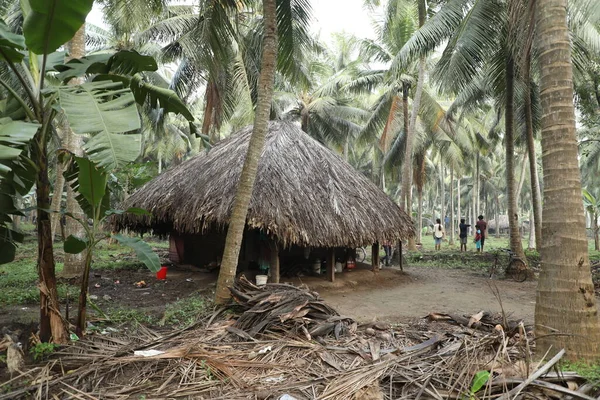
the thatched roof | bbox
[113,121,414,248]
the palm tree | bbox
[534,0,600,361]
[215,0,280,303]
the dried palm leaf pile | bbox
[2,278,598,399]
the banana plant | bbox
[0,0,195,343]
[62,156,159,335]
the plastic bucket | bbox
[335,262,343,273]
[156,266,168,280]
[256,275,268,286]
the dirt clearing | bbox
[317,265,537,324]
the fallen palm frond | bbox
[230,275,356,339]
[1,282,597,399]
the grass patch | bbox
[562,361,600,387]
[160,295,210,328]
[30,342,58,361]
[106,308,157,325]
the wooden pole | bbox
[270,240,280,283]
[399,240,403,271]
[327,248,335,282]
[371,242,380,271]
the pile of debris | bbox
[230,276,356,340]
[1,280,598,400]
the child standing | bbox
[474,229,482,253]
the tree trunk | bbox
[535,0,600,360]
[495,194,500,238]
[450,167,455,245]
[215,0,278,304]
[50,127,67,242]
[505,56,525,259]
[516,153,528,207]
[401,1,425,252]
[475,154,480,218]
[417,187,423,244]
[528,207,536,250]
[457,176,461,223]
[63,25,88,277]
[523,18,543,251]
[36,132,69,344]
[440,162,445,226]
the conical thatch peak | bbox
[114,121,414,247]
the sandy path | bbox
[318,266,537,324]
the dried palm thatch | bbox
[112,121,414,248]
[2,308,595,399]
[229,275,356,339]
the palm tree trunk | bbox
[457,176,461,222]
[417,188,423,244]
[63,25,88,277]
[495,194,500,238]
[475,154,480,218]
[215,0,278,304]
[505,55,525,259]
[528,207,536,250]
[450,167,455,245]
[523,11,543,251]
[440,161,446,224]
[516,153,528,207]
[535,0,600,360]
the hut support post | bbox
[326,248,335,282]
[270,240,280,283]
[398,240,403,271]
[372,243,380,271]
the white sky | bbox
[86,0,379,42]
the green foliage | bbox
[64,156,110,219]
[64,234,88,254]
[111,234,160,273]
[23,0,94,55]
[57,81,142,171]
[29,342,57,361]
[562,361,600,387]
[469,370,490,396]
[160,295,209,327]
[108,308,155,325]
[54,50,158,82]
[0,19,25,63]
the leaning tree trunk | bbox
[505,56,526,260]
[535,0,600,360]
[215,0,278,304]
[523,49,543,250]
[63,25,88,277]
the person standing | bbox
[474,229,482,252]
[433,218,445,251]
[476,215,488,252]
[459,218,471,252]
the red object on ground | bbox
[347,260,356,270]
[156,266,168,280]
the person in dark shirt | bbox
[475,215,487,252]
[459,218,471,252]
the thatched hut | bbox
[113,121,414,281]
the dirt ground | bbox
[0,263,537,336]
[316,265,537,324]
